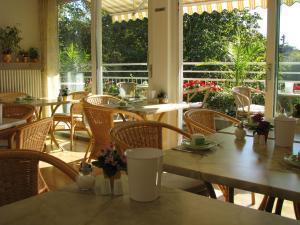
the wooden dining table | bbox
[163,133,300,205]
[0,180,298,225]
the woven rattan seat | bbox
[83,101,144,161]
[184,109,255,204]
[184,109,240,135]
[0,104,36,148]
[232,86,265,119]
[110,121,209,195]
[14,117,53,193]
[53,91,91,150]
[0,150,77,207]
[85,94,121,106]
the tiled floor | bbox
[41,134,296,220]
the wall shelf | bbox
[0,62,42,70]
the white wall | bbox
[0,0,40,51]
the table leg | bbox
[157,113,166,122]
[265,196,275,213]
[228,187,234,203]
[204,182,216,199]
[50,103,65,151]
[275,198,284,215]
[293,201,300,220]
[258,195,268,210]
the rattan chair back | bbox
[0,150,77,207]
[68,91,90,114]
[0,92,28,102]
[110,121,191,153]
[117,82,136,98]
[83,102,144,160]
[3,103,35,122]
[184,109,240,135]
[232,87,251,111]
[15,117,53,152]
[84,95,120,106]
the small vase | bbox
[103,171,122,195]
[63,95,68,101]
[3,54,12,63]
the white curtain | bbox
[39,0,60,100]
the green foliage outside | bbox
[57,2,269,112]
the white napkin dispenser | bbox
[274,114,296,147]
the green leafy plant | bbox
[0,26,22,54]
[227,32,265,86]
[60,43,91,72]
[206,91,235,113]
[28,47,39,60]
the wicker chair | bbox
[0,92,28,102]
[117,82,136,98]
[0,104,36,148]
[0,150,77,207]
[15,117,53,152]
[53,91,91,150]
[232,86,265,119]
[184,109,240,135]
[83,102,144,161]
[183,86,211,109]
[85,94,121,106]
[110,121,210,195]
[14,117,53,193]
[184,109,255,204]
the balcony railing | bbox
[60,62,300,92]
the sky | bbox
[253,3,300,50]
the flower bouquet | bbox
[251,113,273,143]
[92,145,126,195]
[92,144,126,178]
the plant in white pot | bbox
[0,26,22,63]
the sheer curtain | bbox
[39,0,60,100]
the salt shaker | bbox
[235,122,246,141]
[76,163,95,191]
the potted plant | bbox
[157,89,168,104]
[22,51,29,63]
[28,47,39,62]
[0,26,22,63]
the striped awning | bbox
[105,0,300,23]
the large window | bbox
[276,2,300,116]
[183,7,267,115]
[102,13,148,97]
[57,0,92,93]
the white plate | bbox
[181,140,217,150]
[284,155,300,168]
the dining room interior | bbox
[1,0,300,224]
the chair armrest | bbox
[249,87,265,95]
